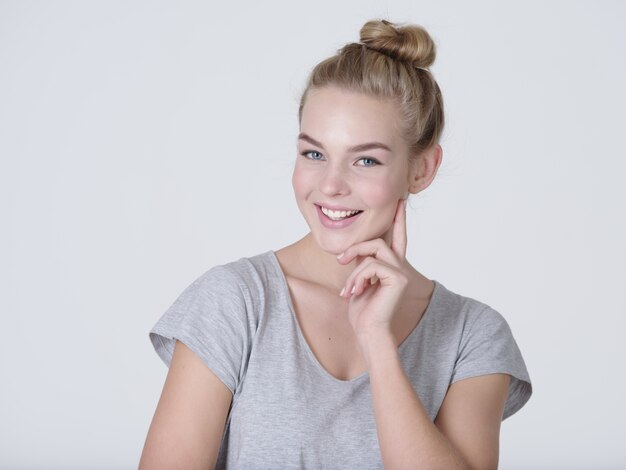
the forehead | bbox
[300,86,403,148]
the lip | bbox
[315,204,363,229]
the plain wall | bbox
[1,1,625,468]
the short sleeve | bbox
[148,265,252,394]
[451,306,532,420]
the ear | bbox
[408,144,443,194]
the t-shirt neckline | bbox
[265,250,442,385]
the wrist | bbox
[358,330,398,369]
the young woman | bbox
[140,19,532,470]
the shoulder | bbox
[427,281,522,362]
[432,282,532,419]
[429,280,504,333]
[159,250,280,325]
[149,251,279,393]
[190,250,278,298]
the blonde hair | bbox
[298,19,444,160]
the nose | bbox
[318,162,350,197]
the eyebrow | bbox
[298,133,392,153]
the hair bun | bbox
[359,19,436,69]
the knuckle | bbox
[364,257,377,267]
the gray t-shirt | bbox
[149,250,532,469]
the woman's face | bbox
[293,85,414,256]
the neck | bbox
[283,230,393,293]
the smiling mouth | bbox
[319,205,363,221]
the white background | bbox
[1,1,625,469]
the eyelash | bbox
[300,150,381,167]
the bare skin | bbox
[139,340,232,470]
[275,232,435,381]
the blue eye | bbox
[356,157,380,167]
[301,150,324,161]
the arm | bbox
[339,200,510,468]
[139,340,233,470]
[363,332,510,469]
[364,333,465,468]
[434,373,510,469]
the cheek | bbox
[292,164,317,210]
[291,165,307,196]
[364,180,405,234]
[365,180,404,208]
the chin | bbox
[313,231,385,256]
[315,240,347,256]
[311,233,352,256]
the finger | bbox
[390,198,407,258]
[345,260,405,297]
[341,257,393,298]
[336,238,397,267]
[340,256,378,297]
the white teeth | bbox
[320,206,360,220]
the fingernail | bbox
[339,287,345,296]
[336,252,344,259]
[350,285,356,294]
